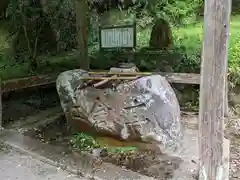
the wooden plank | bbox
[1,72,201,93]
[2,74,58,93]
[90,71,201,84]
[159,72,200,84]
[198,0,231,179]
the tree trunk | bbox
[75,0,89,70]
[0,0,10,19]
[0,78,2,128]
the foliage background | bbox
[0,0,240,109]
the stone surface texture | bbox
[56,68,183,154]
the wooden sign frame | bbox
[99,23,136,51]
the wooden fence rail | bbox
[1,72,200,93]
[0,71,201,127]
[2,74,58,93]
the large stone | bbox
[56,69,183,154]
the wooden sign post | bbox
[198,0,231,179]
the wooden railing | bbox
[1,72,200,93]
[2,74,58,93]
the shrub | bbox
[149,0,204,25]
[71,132,100,152]
[172,16,240,87]
[228,32,240,87]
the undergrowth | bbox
[70,132,138,153]
[1,13,240,111]
[71,132,100,152]
[2,16,240,82]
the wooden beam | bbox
[198,0,231,179]
[159,72,200,84]
[1,72,200,93]
[2,74,58,93]
[90,71,201,84]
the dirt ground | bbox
[2,88,240,179]
[21,116,184,179]
[229,133,240,179]
[2,86,59,125]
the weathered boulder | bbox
[56,69,183,154]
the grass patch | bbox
[71,132,100,152]
[0,20,80,80]
[0,55,79,80]
[71,132,138,154]
[173,15,240,86]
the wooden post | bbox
[198,0,231,179]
